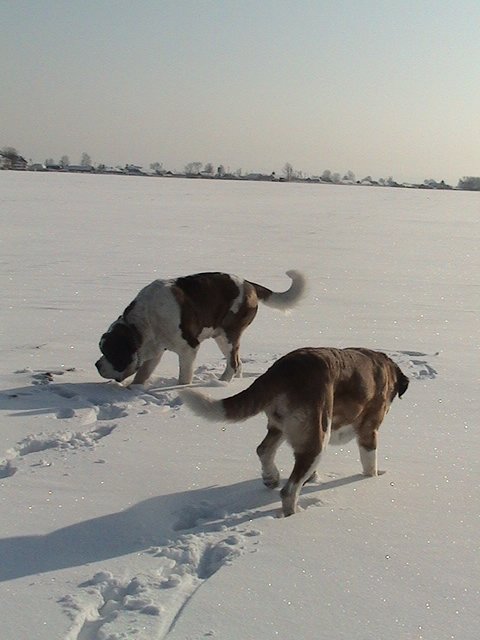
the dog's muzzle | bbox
[95,355,138,382]
[95,358,109,378]
[95,357,120,380]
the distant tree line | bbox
[457,176,480,191]
[3,145,480,190]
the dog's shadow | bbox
[0,474,365,582]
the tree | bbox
[150,162,163,175]
[1,146,19,161]
[184,161,202,175]
[81,152,91,167]
[321,169,332,182]
[216,165,226,177]
[203,162,214,175]
[457,176,480,190]
[283,163,295,181]
[60,155,69,168]
[331,172,341,184]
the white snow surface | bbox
[0,172,478,640]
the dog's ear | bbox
[129,323,142,349]
[396,370,409,398]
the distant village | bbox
[1,147,479,191]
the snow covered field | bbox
[0,171,478,640]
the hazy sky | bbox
[2,1,480,183]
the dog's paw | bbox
[362,469,386,477]
[128,383,147,393]
[262,474,280,489]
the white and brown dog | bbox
[96,270,306,386]
[180,347,409,516]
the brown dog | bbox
[180,347,409,516]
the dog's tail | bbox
[249,270,306,311]
[180,371,278,424]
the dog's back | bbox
[182,347,408,425]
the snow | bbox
[0,171,478,640]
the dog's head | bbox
[96,319,142,382]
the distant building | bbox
[12,155,27,170]
[99,166,125,174]
[67,165,94,173]
[125,164,146,175]
[244,173,273,181]
[0,153,27,170]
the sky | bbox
[2,0,480,184]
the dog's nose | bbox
[95,359,102,372]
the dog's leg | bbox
[256,426,285,489]
[280,447,321,517]
[304,395,332,485]
[305,411,332,484]
[215,333,241,381]
[178,346,198,385]
[356,401,390,476]
[218,303,257,381]
[304,470,319,484]
[132,352,164,385]
[357,429,379,476]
